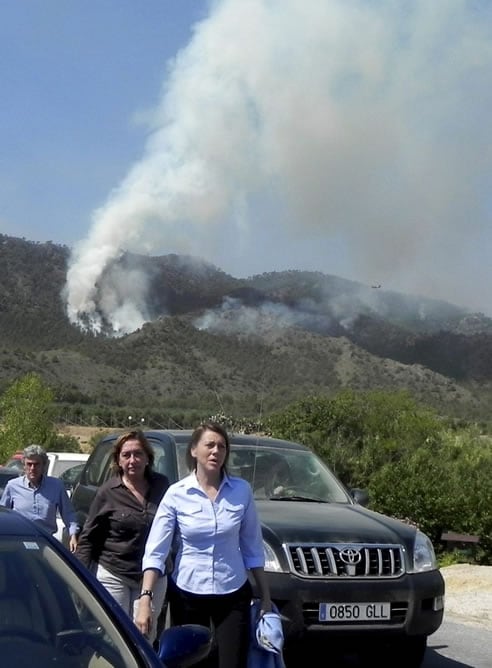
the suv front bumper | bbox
[254,568,444,641]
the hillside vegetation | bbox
[2,375,490,564]
[1,233,492,425]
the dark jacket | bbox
[76,471,169,586]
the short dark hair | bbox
[185,422,230,473]
[111,430,154,476]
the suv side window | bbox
[83,434,180,488]
[84,439,113,486]
[147,437,179,481]
[176,443,189,479]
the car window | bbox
[176,443,190,479]
[4,458,23,472]
[0,537,140,667]
[229,446,350,502]
[84,442,113,487]
[84,436,179,488]
[146,437,179,481]
[59,464,85,486]
[51,461,83,478]
[0,470,19,496]
[175,441,350,502]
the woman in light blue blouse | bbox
[136,422,271,668]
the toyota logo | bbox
[339,548,362,565]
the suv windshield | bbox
[176,443,350,503]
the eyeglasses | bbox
[24,461,42,468]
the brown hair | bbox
[185,422,230,473]
[111,430,154,477]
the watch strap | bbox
[139,589,153,600]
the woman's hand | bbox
[135,569,161,636]
[134,596,153,637]
[260,595,272,616]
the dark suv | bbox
[71,430,444,667]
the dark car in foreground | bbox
[0,507,211,667]
[72,430,445,667]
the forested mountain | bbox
[1,233,491,422]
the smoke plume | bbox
[65,0,492,333]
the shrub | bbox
[267,390,492,564]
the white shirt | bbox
[142,471,265,595]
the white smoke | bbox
[194,296,329,335]
[65,0,492,332]
[193,288,388,337]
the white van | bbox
[50,452,89,542]
[47,452,89,478]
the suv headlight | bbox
[411,530,438,572]
[263,540,284,573]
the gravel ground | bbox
[441,564,492,629]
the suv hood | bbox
[256,500,416,549]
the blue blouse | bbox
[142,471,265,595]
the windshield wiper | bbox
[268,495,328,503]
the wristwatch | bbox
[139,589,153,600]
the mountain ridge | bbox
[1,233,491,421]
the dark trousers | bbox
[168,578,252,668]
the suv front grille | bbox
[285,543,404,578]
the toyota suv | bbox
[71,430,444,667]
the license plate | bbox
[319,602,391,622]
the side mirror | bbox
[350,487,369,506]
[157,624,212,668]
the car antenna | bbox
[251,360,269,482]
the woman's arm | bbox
[250,566,272,615]
[75,487,108,567]
[135,488,177,636]
[239,481,272,613]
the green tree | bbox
[369,428,492,563]
[0,373,59,461]
[267,390,492,563]
[267,389,442,486]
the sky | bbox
[1,0,491,333]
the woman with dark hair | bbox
[76,430,169,644]
[135,421,271,668]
